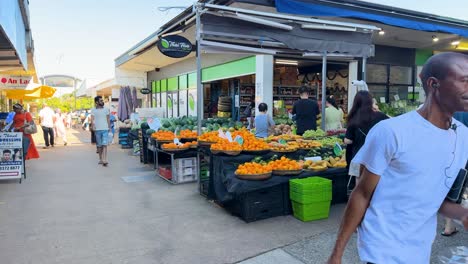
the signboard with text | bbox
[0,75,32,89]
[157,35,193,58]
[0,133,23,180]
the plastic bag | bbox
[438,246,468,264]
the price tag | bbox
[380,97,386,103]
[333,142,343,156]
[173,138,180,145]
[234,135,244,145]
[226,131,233,142]
[278,139,287,145]
[218,129,227,140]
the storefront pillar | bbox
[255,55,274,117]
[347,61,359,111]
[321,53,327,130]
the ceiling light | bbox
[378,30,385,36]
[275,59,298,66]
[432,35,439,42]
[451,40,461,45]
[301,24,356,32]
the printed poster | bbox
[0,132,23,180]
[179,90,188,117]
[188,89,197,117]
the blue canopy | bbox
[275,0,468,37]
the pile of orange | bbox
[243,138,270,151]
[188,141,198,147]
[162,142,190,149]
[198,131,220,142]
[180,130,198,138]
[152,131,175,141]
[236,162,272,175]
[211,140,242,151]
[268,156,302,170]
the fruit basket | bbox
[198,140,217,146]
[235,172,272,181]
[242,149,270,155]
[161,146,190,152]
[272,169,303,176]
[211,150,241,156]
[161,142,191,152]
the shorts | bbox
[95,130,109,147]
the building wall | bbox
[147,54,250,87]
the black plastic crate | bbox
[199,179,209,197]
[225,185,287,223]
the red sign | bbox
[0,75,32,89]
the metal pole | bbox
[195,4,203,136]
[362,57,367,81]
[321,52,327,131]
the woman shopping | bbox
[324,95,344,130]
[54,108,68,146]
[11,104,39,160]
[254,103,275,138]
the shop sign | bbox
[157,35,193,58]
[140,88,151,94]
[0,132,23,180]
[0,75,32,89]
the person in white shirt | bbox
[328,52,468,264]
[39,104,56,148]
[90,96,110,167]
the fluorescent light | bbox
[456,47,468,50]
[275,59,298,65]
[235,13,293,31]
[161,30,184,37]
[301,24,356,32]
[378,30,385,36]
[185,15,196,25]
[451,40,460,45]
[432,35,439,42]
[303,52,355,58]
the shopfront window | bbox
[367,64,387,83]
[366,64,414,103]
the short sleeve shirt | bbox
[352,111,468,263]
[91,108,110,131]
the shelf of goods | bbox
[150,138,200,185]
[239,84,255,119]
[218,96,232,118]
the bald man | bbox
[328,52,468,264]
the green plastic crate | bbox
[290,189,331,203]
[292,200,331,222]
[289,177,332,194]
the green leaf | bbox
[161,39,170,49]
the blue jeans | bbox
[95,130,109,147]
[22,135,30,157]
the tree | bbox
[28,95,93,112]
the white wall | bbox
[115,68,147,88]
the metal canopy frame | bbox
[192,3,377,132]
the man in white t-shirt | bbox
[328,52,468,264]
[90,96,110,167]
[39,103,56,148]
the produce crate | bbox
[224,185,287,223]
[289,177,332,203]
[158,166,172,180]
[292,200,331,221]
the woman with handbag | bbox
[12,104,39,160]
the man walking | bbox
[39,103,55,149]
[328,52,468,264]
[90,96,110,167]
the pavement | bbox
[0,128,466,264]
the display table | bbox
[204,150,348,222]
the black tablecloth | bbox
[209,151,348,203]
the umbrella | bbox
[132,87,139,110]
[5,85,56,100]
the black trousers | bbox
[41,126,54,147]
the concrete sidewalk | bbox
[1,128,466,263]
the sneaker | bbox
[43,146,49,149]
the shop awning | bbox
[275,0,468,37]
[201,10,375,57]
[5,85,56,100]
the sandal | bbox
[102,162,108,167]
[98,161,103,165]
[441,228,458,237]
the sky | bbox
[29,0,468,88]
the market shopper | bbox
[244,102,255,129]
[328,52,468,264]
[90,96,110,166]
[39,103,55,148]
[324,95,344,130]
[54,109,68,146]
[292,86,320,135]
[254,103,275,138]
[344,91,388,177]
[11,104,39,160]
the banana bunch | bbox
[325,156,347,168]
[303,160,328,171]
